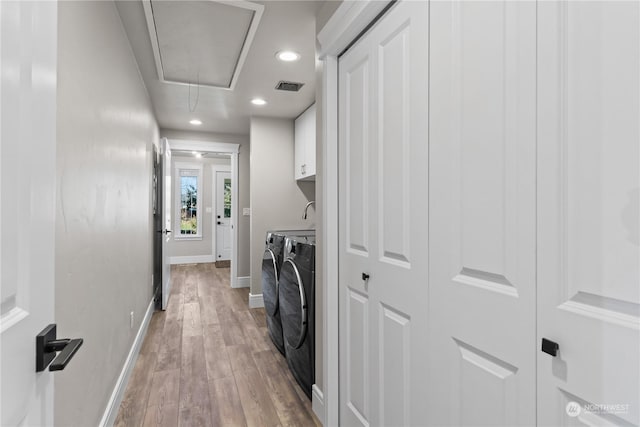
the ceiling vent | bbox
[275,81,305,92]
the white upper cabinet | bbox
[295,103,316,181]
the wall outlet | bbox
[243,207,251,216]
[130,311,134,329]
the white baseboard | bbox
[169,255,215,264]
[99,299,154,427]
[233,276,250,289]
[312,384,325,425]
[248,292,264,308]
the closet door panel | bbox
[537,2,640,425]
[339,37,374,427]
[428,1,537,425]
[339,2,429,426]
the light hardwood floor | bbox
[115,263,321,427]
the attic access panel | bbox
[143,0,264,90]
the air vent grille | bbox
[275,81,304,92]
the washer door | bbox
[262,248,279,317]
[280,259,307,349]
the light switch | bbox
[205,207,212,213]
[243,208,251,216]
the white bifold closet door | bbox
[338,1,429,426]
[427,1,537,425]
[537,2,639,425]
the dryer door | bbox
[280,259,308,349]
[262,248,279,316]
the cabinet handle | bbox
[541,338,559,357]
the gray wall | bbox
[161,129,251,278]
[249,117,315,295]
[55,1,158,425]
[169,156,231,259]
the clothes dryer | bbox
[278,235,316,398]
[262,230,315,355]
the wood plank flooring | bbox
[115,263,321,427]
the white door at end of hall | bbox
[215,171,231,261]
[0,1,58,425]
[537,2,640,425]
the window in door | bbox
[175,163,203,239]
[224,178,231,218]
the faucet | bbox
[303,201,315,219]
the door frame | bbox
[211,164,232,262]
[316,1,392,425]
[168,139,240,287]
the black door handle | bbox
[541,338,559,357]
[36,324,84,372]
[217,221,222,225]
[362,273,370,281]
[50,339,83,371]
[157,229,172,234]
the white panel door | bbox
[215,170,231,261]
[428,1,537,425]
[161,137,172,309]
[537,2,640,425]
[338,2,429,426]
[0,1,57,425]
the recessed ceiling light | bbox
[276,50,301,62]
[251,98,267,106]
[195,153,202,158]
[189,119,202,125]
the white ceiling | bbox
[116,0,320,135]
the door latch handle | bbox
[541,338,559,357]
[217,221,222,225]
[36,324,84,372]
[362,273,370,281]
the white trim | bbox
[317,0,391,58]
[317,2,393,425]
[211,164,232,261]
[170,255,215,265]
[169,139,239,154]
[320,54,340,427]
[311,384,325,425]
[99,299,154,427]
[141,0,263,91]
[166,138,240,289]
[248,293,264,308]
[233,276,251,289]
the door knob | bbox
[541,338,559,357]
[362,273,370,281]
[36,324,83,372]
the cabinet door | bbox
[537,2,640,425]
[338,2,429,426]
[428,1,537,425]
[294,111,306,180]
[304,104,316,178]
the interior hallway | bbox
[114,263,321,427]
